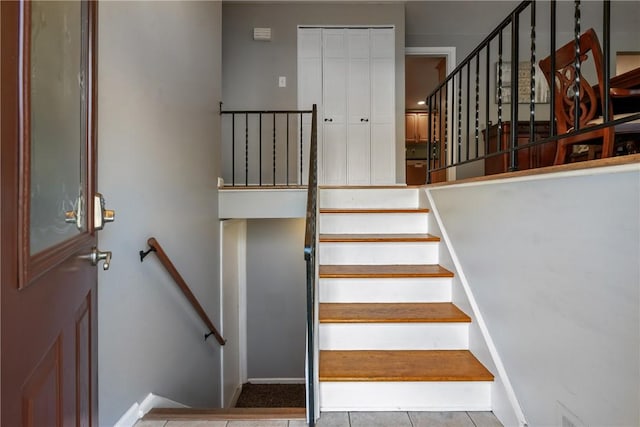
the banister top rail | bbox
[304,104,318,427]
[221,109,313,114]
[304,104,318,255]
[430,1,532,96]
[140,237,226,346]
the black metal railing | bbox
[425,0,640,183]
[303,104,318,426]
[220,106,313,187]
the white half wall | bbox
[427,163,640,427]
[97,2,222,425]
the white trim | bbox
[114,393,188,427]
[428,161,640,191]
[113,402,140,427]
[424,189,527,427]
[229,384,243,408]
[247,378,306,384]
[405,47,456,75]
[405,46,457,182]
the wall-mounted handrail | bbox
[303,104,318,427]
[140,237,226,346]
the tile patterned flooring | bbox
[135,411,503,427]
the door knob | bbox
[324,118,333,122]
[360,118,369,122]
[94,193,115,230]
[82,247,112,270]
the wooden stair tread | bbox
[319,233,439,242]
[319,303,470,323]
[144,408,306,421]
[320,350,494,382]
[319,264,453,278]
[320,208,429,214]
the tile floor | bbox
[135,411,503,427]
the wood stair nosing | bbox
[319,264,454,278]
[319,350,494,382]
[143,407,306,421]
[319,233,440,243]
[319,302,471,323]
[320,208,429,214]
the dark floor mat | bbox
[234,383,305,408]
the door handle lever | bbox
[82,247,112,270]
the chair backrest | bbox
[539,28,607,134]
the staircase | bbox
[317,187,494,411]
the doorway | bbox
[405,47,456,183]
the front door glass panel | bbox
[29,1,87,255]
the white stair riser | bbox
[320,188,420,209]
[319,323,469,350]
[319,242,439,265]
[320,213,428,234]
[319,381,492,411]
[319,277,452,303]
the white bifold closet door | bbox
[298,27,395,186]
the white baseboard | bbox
[113,393,189,427]
[247,378,305,384]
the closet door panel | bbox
[298,28,323,184]
[322,29,347,184]
[323,124,347,185]
[347,29,371,185]
[371,123,395,184]
[370,28,395,184]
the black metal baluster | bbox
[432,96,438,177]
[232,113,235,186]
[439,87,444,172]
[550,0,557,138]
[445,77,449,171]
[485,44,491,158]
[427,95,433,184]
[245,113,249,186]
[573,0,582,132]
[530,0,537,157]
[300,113,303,185]
[466,64,471,161]
[498,29,504,152]
[510,13,519,171]
[259,113,263,186]
[286,113,290,185]
[273,113,276,186]
[457,70,463,164]
[603,0,611,122]
[475,53,480,159]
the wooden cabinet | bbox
[405,112,437,144]
[483,121,555,175]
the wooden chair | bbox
[539,28,640,164]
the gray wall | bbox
[246,219,306,379]
[428,166,640,426]
[222,2,406,183]
[97,2,222,425]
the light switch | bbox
[278,76,286,87]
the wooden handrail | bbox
[144,237,226,346]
